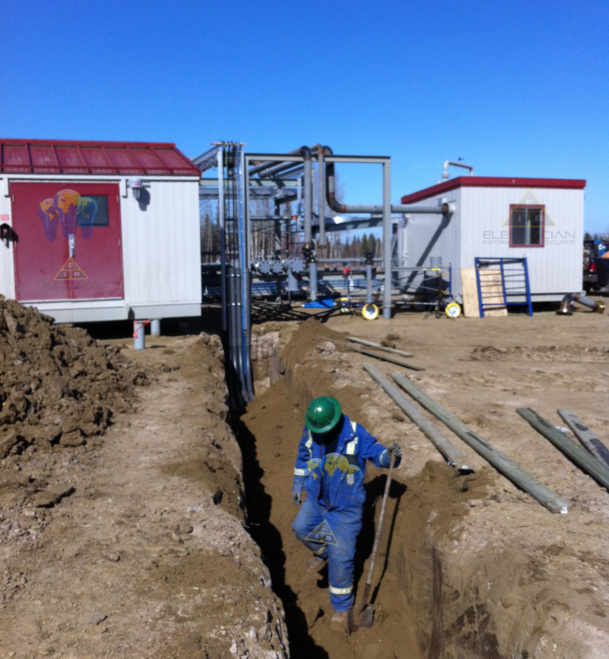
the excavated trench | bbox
[233,321,510,659]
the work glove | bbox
[292,474,306,505]
[388,442,402,467]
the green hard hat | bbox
[305,396,342,434]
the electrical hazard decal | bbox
[55,257,88,281]
[305,520,338,545]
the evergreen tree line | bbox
[200,200,382,263]
[584,232,608,242]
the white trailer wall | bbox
[120,177,201,320]
[459,186,583,300]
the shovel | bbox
[348,451,396,634]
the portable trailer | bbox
[0,138,202,324]
[398,174,586,305]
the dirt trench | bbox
[241,314,609,658]
[2,300,609,657]
[241,320,496,658]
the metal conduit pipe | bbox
[192,145,220,172]
[260,145,321,179]
[248,147,303,176]
[325,161,453,216]
[260,161,304,179]
[317,258,382,263]
[442,160,474,180]
[248,145,321,177]
[274,194,298,209]
[261,164,305,179]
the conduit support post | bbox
[300,146,317,301]
[382,159,391,319]
[323,154,455,319]
[363,363,471,471]
[318,148,326,249]
[391,373,570,514]
[517,408,609,491]
[217,147,227,332]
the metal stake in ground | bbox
[348,452,396,634]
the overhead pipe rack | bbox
[194,142,460,405]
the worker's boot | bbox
[306,555,328,573]
[331,610,348,624]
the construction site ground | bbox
[1,298,609,658]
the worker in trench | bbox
[291,396,402,624]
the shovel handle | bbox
[360,451,395,608]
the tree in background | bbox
[200,200,221,263]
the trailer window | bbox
[509,205,544,247]
[77,195,109,228]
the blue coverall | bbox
[291,414,396,612]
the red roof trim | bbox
[401,176,587,204]
[0,138,200,177]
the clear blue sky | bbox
[3,0,608,234]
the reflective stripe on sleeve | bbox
[294,468,308,476]
[305,432,313,458]
[329,584,353,595]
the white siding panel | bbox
[460,187,583,298]
[121,179,202,314]
[0,185,16,299]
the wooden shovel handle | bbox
[360,451,395,609]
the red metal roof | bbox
[401,176,587,204]
[0,139,200,177]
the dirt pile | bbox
[0,327,289,658]
[471,343,609,362]
[0,296,146,460]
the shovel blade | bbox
[360,604,374,628]
[347,605,375,634]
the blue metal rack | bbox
[474,257,533,317]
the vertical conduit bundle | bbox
[222,143,254,410]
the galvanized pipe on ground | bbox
[391,373,569,514]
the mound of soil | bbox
[0,296,146,460]
[0,321,288,657]
[471,344,609,362]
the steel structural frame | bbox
[244,152,393,319]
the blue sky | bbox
[3,0,608,234]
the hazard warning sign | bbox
[55,257,88,281]
[305,520,338,545]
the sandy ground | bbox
[0,319,287,658]
[245,303,609,658]
[1,300,609,658]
